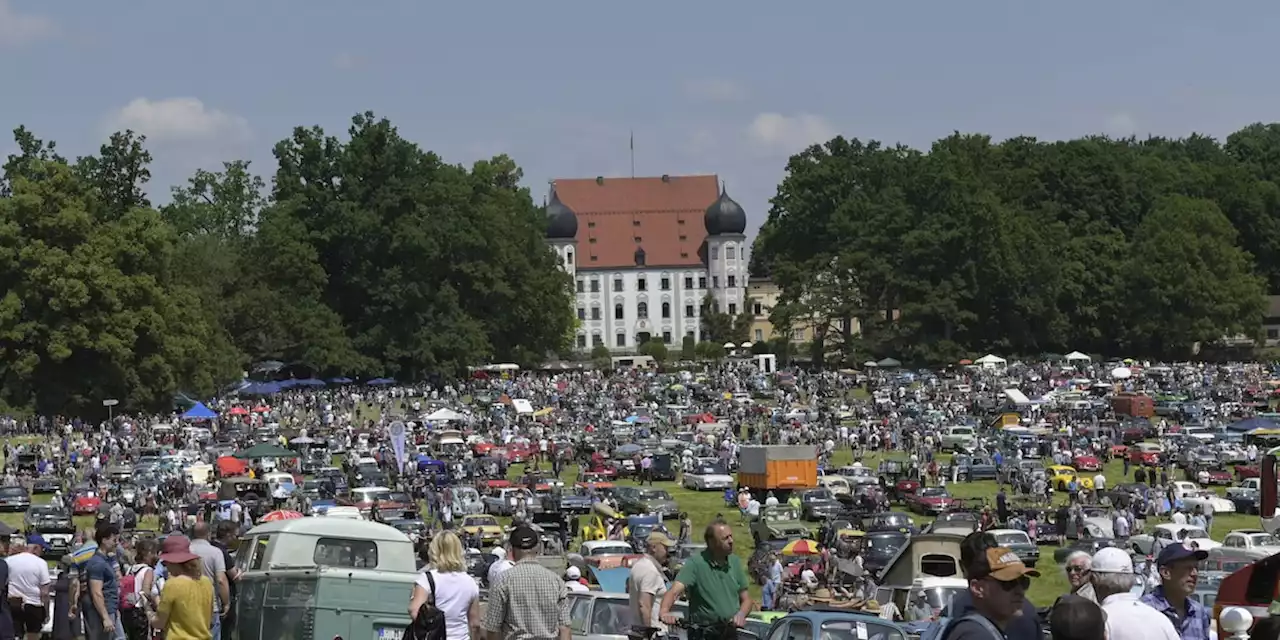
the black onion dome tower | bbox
[703,184,747,235]
[545,188,579,239]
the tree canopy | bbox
[751,128,1280,364]
[0,112,575,415]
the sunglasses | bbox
[990,576,1031,592]
[1065,566,1090,575]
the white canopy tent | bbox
[1065,351,1091,362]
[975,354,1007,369]
[424,408,465,422]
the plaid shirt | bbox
[482,559,569,640]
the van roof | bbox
[246,516,412,542]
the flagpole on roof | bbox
[630,130,635,178]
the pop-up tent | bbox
[1065,351,1091,362]
[182,402,217,421]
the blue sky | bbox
[3,1,1276,243]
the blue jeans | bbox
[212,598,222,640]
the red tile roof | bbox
[553,175,719,269]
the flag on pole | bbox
[630,131,634,151]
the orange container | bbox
[737,446,818,490]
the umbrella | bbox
[227,406,249,416]
[252,405,270,413]
[780,539,821,556]
[260,510,303,522]
[233,443,297,459]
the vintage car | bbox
[72,490,101,515]
[565,590,688,640]
[234,517,417,640]
[750,506,811,545]
[539,486,593,514]
[947,455,998,481]
[460,514,504,544]
[1194,466,1235,486]
[575,471,616,491]
[482,487,539,516]
[1209,529,1280,562]
[739,606,909,640]
[904,486,956,515]
[31,478,59,495]
[0,486,30,512]
[797,488,842,521]
[989,528,1039,568]
[614,487,678,519]
[1072,454,1102,472]
[861,530,909,576]
[1171,481,1236,514]
[1128,442,1163,467]
[386,517,428,545]
[834,465,880,488]
[864,512,919,535]
[25,504,74,556]
[1047,466,1095,491]
[682,458,734,491]
[1129,523,1221,555]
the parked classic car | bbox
[0,486,30,512]
[750,506,811,544]
[1209,529,1280,561]
[797,488,842,521]
[682,458,734,491]
[989,528,1039,567]
[905,487,956,515]
[615,487,679,519]
[1129,523,1220,555]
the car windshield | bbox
[803,490,834,502]
[1183,528,1210,539]
[922,586,965,611]
[766,508,799,522]
[467,516,498,527]
[1248,534,1280,546]
[919,487,948,497]
[590,545,632,556]
[637,490,671,501]
[695,463,726,475]
[0,487,26,497]
[995,532,1029,545]
[866,534,907,550]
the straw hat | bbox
[810,588,834,603]
[861,600,882,613]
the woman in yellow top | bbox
[143,535,214,640]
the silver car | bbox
[566,592,687,640]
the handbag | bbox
[402,572,447,640]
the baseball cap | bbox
[565,566,581,580]
[978,547,1040,581]
[509,526,540,550]
[1090,547,1133,574]
[647,532,676,548]
[1156,542,1208,566]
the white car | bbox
[1211,529,1280,561]
[836,465,880,488]
[1129,523,1220,555]
[682,458,734,491]
[1182,489,1236,514]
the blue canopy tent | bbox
[367,378,396,386]
[240,381,283,395]
[329,377,353,385]
[293,378,326,387]
[182,402,217,421]
[1226,417,1279,433]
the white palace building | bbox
[544,174,748,351]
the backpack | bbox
[119,564,149,610]
[402,572,446,640]
[924,613,1006,640]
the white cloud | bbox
[0,0,55,48]
[684,78,747,103]
[746,113,836,153]
[1104,112,1137,137]
[106,98,251,144]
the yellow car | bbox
[1048,465,1094,491]
[460,514,504,543]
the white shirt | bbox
[565,580,588,592]
[415,570,480,640]
[1171,511,1187,525]
[487,558,514,587]
[1100,592,1180,640]
[6,552,50,606]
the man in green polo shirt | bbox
[659,520,751,640]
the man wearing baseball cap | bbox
[1087,547,1178,640]
[629,532,674,633]
[941,545,1039,640]
[1140,543,1211,640]
[944,533,1042,640]
[481,525,570,640]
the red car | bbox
[1073,455,1102,472]
[506,443,536,463]
[1235,464,1260,479]
[1200,468,1234,486]
[1128,444,1162,467]
[73,491,101,515]
[905,486,956,515]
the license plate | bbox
[376,627,402,640]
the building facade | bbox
[545,174,748,351]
